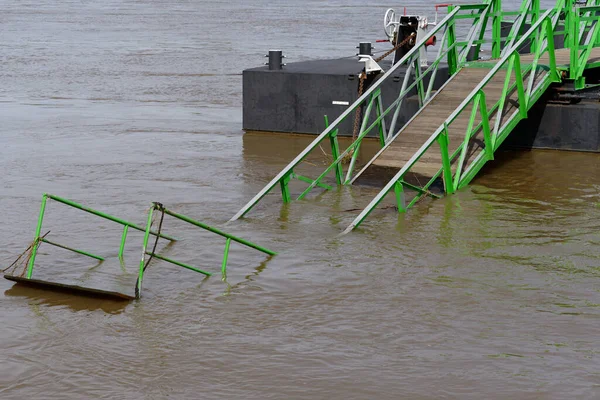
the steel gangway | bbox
[232,0,600,233]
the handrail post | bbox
[280,171,292,203]
[569,8,580,80]
[492,0,502,58]
[394,181,406,213]
[438,124,455,194]
[26,194,48,278]
[136,206,155,298]
[118,225,129,259]
[325,115,343,185]
[447,6,459,74]
[221,238,231,281]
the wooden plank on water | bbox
[4,275,135,301]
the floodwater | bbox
[1,0,600,398]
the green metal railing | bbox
[26,193,177,279]
[231,3,496,221]
[136,203,276,298]
[23,194,276,299]
[231,0,600,232]
[342,8,560,233]
[568,3,600,86]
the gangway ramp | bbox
[362,67,508,176]
[232,2,600,233]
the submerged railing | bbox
[23,194,276,299]
[26,193,177,279]
[136,203,276,298]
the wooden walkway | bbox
[367,47,600,177]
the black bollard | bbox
[267,50,284,70]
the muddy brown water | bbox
[2,1,600,399]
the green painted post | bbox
[512,55,528,117]
[545,18,560,82]
[447,6,458,74]
[221,238,231,281]
[454,93,481,189]
[478,92,494,161]
[394,181,406,213]
[280,171,292,203]
[325,115,343,185]
[26,194,48,278]
[492,0,502,59]
[569,10,580,80]
[118,225,129,259]
[136,206,155,298]
[437,126,455,195]
[531,0,541,54]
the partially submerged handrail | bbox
[230,6,479,221]
[25,193,177,278]
[343,9,559,234]
[136,203,276,298]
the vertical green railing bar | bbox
[119,225,129,259]
[280,172,292,203]
[324,115,343,185]
[222,238,231,280]
[137,204,276,298]
[26,194,48,278]
[492,0,502,58]
[447,6,458,74]
[136,206,155,296]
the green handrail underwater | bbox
[136,203,276,298]
[26,193,177,279]
[342,8,561,233]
